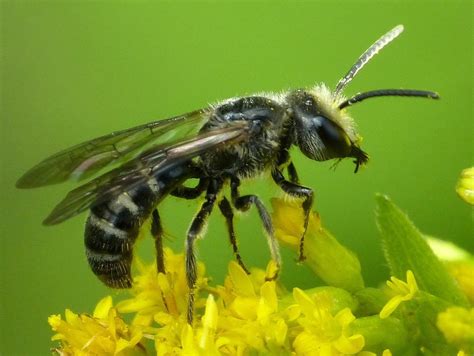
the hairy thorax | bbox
[197,96,291,179]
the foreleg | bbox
[272,168,313,262]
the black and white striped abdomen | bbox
[85,184,154,288]
[84,163,194,288]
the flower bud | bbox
[271,198,364,292]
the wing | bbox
[42,122,250,225]
[16,109,209,188]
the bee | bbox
[17,25,438,323]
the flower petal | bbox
[93,296,113,319]
[333,333,365,354]
[379,296,403,319]
[228,261,256,297]
[293,288,315,317]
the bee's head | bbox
[288,86,368,173]
[289,25,438,173]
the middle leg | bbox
[230,177,281,279]
[218,197,249,274]
[170,178,209,199]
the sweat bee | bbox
[17,25,438,323]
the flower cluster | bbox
[50,252,368,355]
[49,296,143,355]
[49,190,473,355]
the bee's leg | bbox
[171,178,209,199]
[152,209,173,314]
[218,197,249,274]
[277,149,300,184]
[287,162,300,184]
[230,178,281,280]
[272,168,313,262]
[151,209,165,274]
[185,179,221,324]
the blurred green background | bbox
[1,1,472,354]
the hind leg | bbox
[185,179,222,324]
[151,209,166,274]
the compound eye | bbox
[313,116,351,157]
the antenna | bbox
[334,25,404,97]
[338,89,439,110]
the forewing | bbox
[43,122,250,225]
[16,109,208,188]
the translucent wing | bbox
[43,122,250,225]
[16,109,209,188]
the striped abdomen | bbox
[84,164,192,288]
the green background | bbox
[1,1,472,354]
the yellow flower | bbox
[437,306,474,353]
[48,249,415,354]
[122,258,289,355]
[271,198,364,292]
[379,270,418,319]
[214,261,290,353]
[48,296,143,355]
[290,288,365,355]
[154,294,228,356]
[117,248,208,324]
[456,167,474,205]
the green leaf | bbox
[375,194,468,307]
